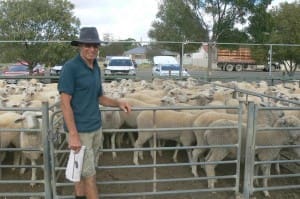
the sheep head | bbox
[14,111,42,129]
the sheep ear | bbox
[15,117,25,123]
[35,112,43,119]
[260,102,267,107]
[278,117,287,126]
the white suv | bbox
[103,56,136,81]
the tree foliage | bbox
[149,0,272,43]
[148,0,275,63]
[0,0,80,69]
[100,38,140,58]
[269,2,300,76]
[148,0,208,54]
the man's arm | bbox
[99,95,131,113]
[60,93,82,152]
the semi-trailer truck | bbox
[216,47,280,72]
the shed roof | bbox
[124,46,147,55]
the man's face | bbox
[79,43,99,61]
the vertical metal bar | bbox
[49,110,60,199]
[235,102,243,194]
[207,42,213,82]
[41,101,53,199]
[180,42,184,78]
[269,45,273,77]
[152,110,157,192]
[243,102,257,199]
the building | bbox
[124,46,179,64]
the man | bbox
[58,27,131,199]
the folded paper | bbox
[65,146,86,182]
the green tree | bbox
[148,0,208,56]
[149,0,273,43]
[269,2,300,76]
[100,39,140,58]
[148,0,274,67]
[0,0,80,69]
[246,1,274,64]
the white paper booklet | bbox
[65,146,86,182]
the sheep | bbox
[133,110,201,165]
[0,112,23,179]
[190,110,245,177]
[203,115,300,197]
[14,111,43,187]
[116,97,157,148]
[125,93,165,105]
[4,92,33,107]
[191,107,283,177]
[101,109,124,159]
[202,119,246,190]
[31,90,59,106]
[121,97,197,160]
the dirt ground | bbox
[1,143,300,199]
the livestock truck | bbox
[216,47,280,72]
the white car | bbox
[50,64,63,83]
[50,65,63,76]
[152,56,190,78]
[103,56,136,81]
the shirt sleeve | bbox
[58,62,75,96]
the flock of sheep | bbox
[0,77,300,197]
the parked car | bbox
[103,56,136,81]
[49,64,64,82]
[50,65,63,76]
[2,63,30,84]
[32,63,46,76]
[152,56,190,78]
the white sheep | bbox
[116,97,157,149]
[203,115,300,197]
[14,111,43,187]
[134,110,200,165]
[0,112,23,179]
[191,107,283,177]
[101,109,124,159]
[125,93,165,105]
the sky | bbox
[72,0,296,42]
[72,0,160,42]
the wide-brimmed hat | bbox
[71,27,101,46]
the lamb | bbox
[134,110,200,165]
[14,111,43,187]
[203,115,300,197]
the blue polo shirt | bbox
[58,54,103,132]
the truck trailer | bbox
[216,47,280,72]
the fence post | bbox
[207,42,213,82]
[243,102,257,199]
[41,101,53,199]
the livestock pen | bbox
[0,79,300,199]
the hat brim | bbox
[71,40,102,46]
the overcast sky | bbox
[72,0,160,42]
[72,0,295,42]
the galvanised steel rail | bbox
[0,95,299,198]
